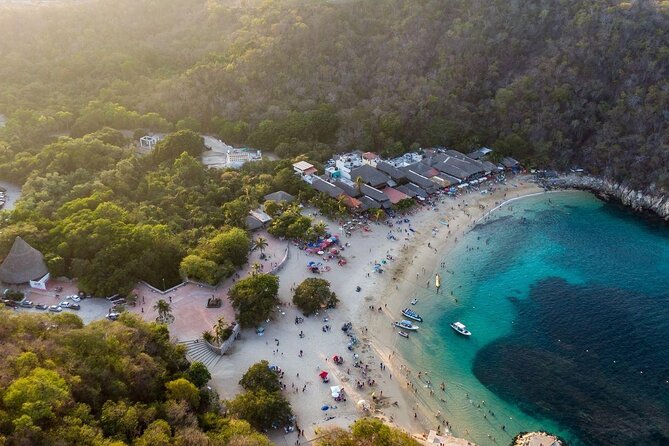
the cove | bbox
[399,191,669,446]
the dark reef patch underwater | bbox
[467,192,669,446]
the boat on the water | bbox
[450,321,471,336]
[401,308,423,322]
[394,320,419,331]
[435,273,441,289]
[398,331,409,338]
[410,298,418,305]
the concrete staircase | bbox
[180,339,222,368]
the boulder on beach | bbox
[512,431,564,446]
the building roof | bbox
[468,147,493,160]
[350,165,390,188]
[403,183,429,198]
[0,236,48,284]
[405,170,437,190]
[360,184,389,202]
[375,161,407,181]
[383,187,410,204]
[395,185,416,198]
[245,215,264,231]
[312,177,345,199]
[359,195,381,209]
[293,161,315,171]
[340,195,363,210]
[264,190,296,203]
[249,209,272,224]
[404,162,439,178]
[501,157,520,168]
[332,179,361,198]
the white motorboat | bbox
[450,321,471,336]
[401,308,423,322]
[398,331,409,338]
[410,298,418,305]
[394,320,419,331]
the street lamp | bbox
[162,278,166,291]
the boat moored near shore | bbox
[401,307,423,322]
[394,320,419,331]
[450,321,471,336]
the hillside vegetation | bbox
[0,0,667,189]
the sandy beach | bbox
[208,175,543,445]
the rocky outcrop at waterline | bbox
[540,175,669,221]
[511,431,564,446]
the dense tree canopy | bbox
[293,278,339,316]
[316,418,421,446]
[0,309,274,445]
[0,0,667,189]
[228,274,280,327]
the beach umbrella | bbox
[317,251,324,255]
[319,371,329,379]
[330,386,341,398]
[321,405,329,411]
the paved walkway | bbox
[127,230,288,341]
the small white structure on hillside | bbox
[139,135,158,150]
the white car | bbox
[69,295,81,302]
[59,301,71,308]
[49,305,62,312]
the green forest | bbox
[0,0,668,187]
[0,0,668,291]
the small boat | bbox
[394,320,419,331]
[450,321,471,336]
[410,298,418,305]
[401,308,423,322]
[398,331,409,338]
[435,274,441,289]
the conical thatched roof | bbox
[0,236,48,284]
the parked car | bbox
[19,300,34,308]
[49,305,62,312]
[59,301,71,308]
[106,312,120,321]
[68,303,81,310]
[2,299,18,308]
[35,304,49,310]
[69,295,81,302]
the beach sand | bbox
[209,175,543,446]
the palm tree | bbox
[254,236,269,255]
[354,176,364,195]
[372,208,385,221]
[251,262,262,276]
[313,221,327,237]
[213,317,228,343]
[153,299,172,323]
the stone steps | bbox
[179,339,222,368]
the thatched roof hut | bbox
[0,237,48,284]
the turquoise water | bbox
[398,191,669,446]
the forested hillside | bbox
[0,310,276,445]
[0,0,667,189]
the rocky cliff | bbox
[540,175,669,221]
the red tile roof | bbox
[382,187,410,204]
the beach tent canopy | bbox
[319,371,329,379]
[0,236,48,284]
[330,385,341,397]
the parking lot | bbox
[8,280,112,324]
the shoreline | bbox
[359,177,545,443]
[205,174,546,446]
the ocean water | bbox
[397,191,669,446]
